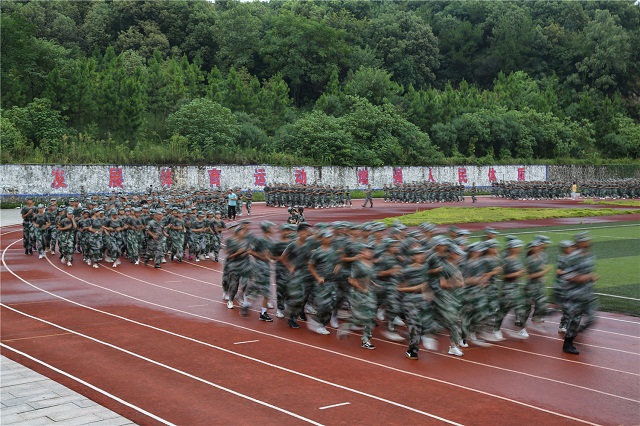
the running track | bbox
[2,198,639,425]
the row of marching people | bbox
[221,220,597,357]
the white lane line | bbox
[0,304,324,426]
[165,280,182,283]
[319,402,350,410]
[594,315,640,325]
[187,304,209,308]
[506,223,640,236]
[234,340,260,345]
[0,244,610,424]
[0,342,176,426]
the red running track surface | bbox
[2,198,639,425]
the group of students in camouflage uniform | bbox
[264,183,353,209]
[578,179,640,199]
[491,181,572,200]
[382,182,466,203]
[21,190,237,269]
[221,219,598,357]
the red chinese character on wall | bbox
[517,167,526,182]
[294,168,307,185]
[427,168,435,182]
[109,167,124,188]
[488,167,497,183]
[393,167,403,185]
[254,168,267,187]
[458,167,468,184]
[357,167,369,185]
[208,169,221,187]
[160,167,173,188]
[51,168,68,189]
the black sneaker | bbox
[514,320,523,327]
[288,319,300,329]
[406,349,419,360]
[361,341,376,350]
[154,264,161,269]
[299,312,307,321]
[259,313,273,322]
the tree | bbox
[574,9,633,93]
[165,98,240,157]
[344,66,402,106]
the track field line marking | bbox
[0,242,617,423]
[0,342,176,426]
[0,305,325,426]
[504,223,640,236]
[593,315,640,324]
[319,402,350,410]
[234,340,260,345]
[1,332,73,342]
[48,249,640,380]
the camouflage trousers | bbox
[34,227,47,255]
[432,289,462,344]
[564,284,597,339]
[275,265,290,311]
[459,285,492,337]
[88,232,103,263]
[311,280,336,326]
[341,287,377,343]
[125,230,142,261]
[169,231,185,261]
[404,292,435,351]
[23,223,35,250]
[520,280,550,323]
[494,281,526,331]
[58,231,75,262]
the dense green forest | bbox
[1,0,639,166]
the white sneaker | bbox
[469,336,491,347]
[161,258,167,263]
[276,309,284,318]
[316,326,330,335]
[516,328,529,339]
[558,326,567,334]
[484,330,505,342]
[87,260,92,266]
[113,262,118,268]
[39,254,45,259]
[61,257,65,264]
[222,292,229,301]
[421,336,438,351]
[205,255,210,259]
[330,315,339,328]
[376,308,385,321]
[92,263,99,269]
[448,346,464,356]
[195,258,200,262]
[393,317,406,327]
[134,260,139,265]
[381,330,405,342]
[66,261,72,267]
[227,301,234,309]
[304,305,317,315]
[267,302,274,309]
[459,339,469,348]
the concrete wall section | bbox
[0,164,550,197]
[1,164,546,196]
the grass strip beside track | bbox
[381,206,640,227]
[580,200,640,207]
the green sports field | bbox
[466,221,640,316]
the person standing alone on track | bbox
[227,189,237,221]
[362,185,373,208]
